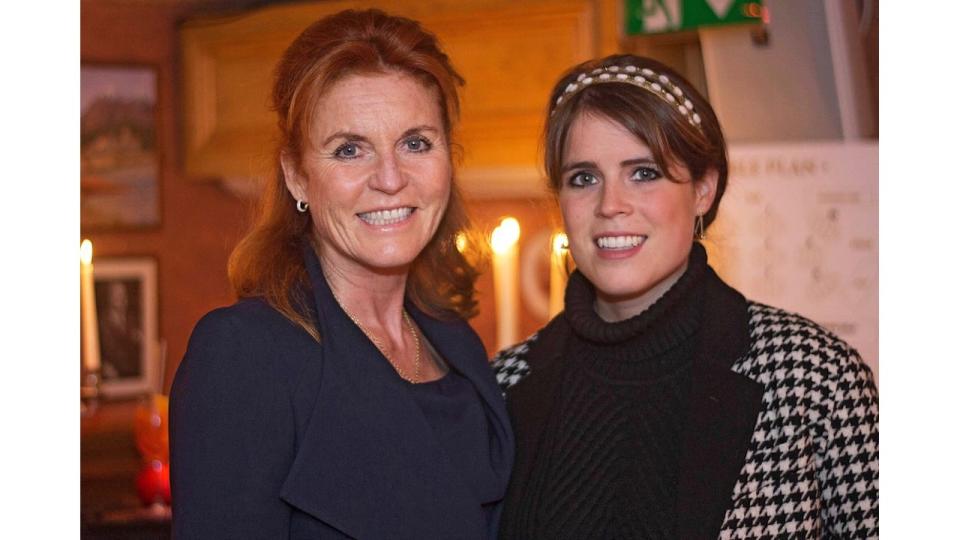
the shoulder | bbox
[191,297,301,336]
[491,332,538,392]
[177,298,317,389]
[190,297,316,351]
[736,301,876,407]
[491,314,573,392]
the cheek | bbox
[646,188,696,226]
[309,164,370,205]
[558,193,583,228]
[435,160,453,190]
[433,167,452,201]
[423,162,453,213]
[558,195,593,262]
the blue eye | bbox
[631,166,662,182]
[568,171,598,188]
[334,143,359,159]
[404,136,432,153]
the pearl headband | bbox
[552,65,703,133]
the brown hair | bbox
[228,9,479,341]
[544,54,728,229]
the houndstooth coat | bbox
[492,269,879,539]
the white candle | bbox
[455,231,468,254]
[80,239,101,373]
[549,232,568,317]
[491,217,520,350]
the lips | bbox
[595,234,646,250]
[357,207,414,226]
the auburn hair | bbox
[544,54,728,229]
[228,9,479,341]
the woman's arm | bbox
[818,345,879,538]
[169,308,296,539]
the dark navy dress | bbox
[409,369,504,536]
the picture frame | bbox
[81,62,161,230]
[94,257,159,398]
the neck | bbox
[315,242,410,333]
[594,260,689,322]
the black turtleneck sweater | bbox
[511,245,708,539]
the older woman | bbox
[493,54,879,539]
[170,10,513,539]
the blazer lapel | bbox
[674,267,764,539]
[279,247,483,539]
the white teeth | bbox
[596,235,645,249]
[358,207,413,225]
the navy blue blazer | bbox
[169,247,514,539]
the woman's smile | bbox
[593,233,647,258]
[357,206,416,227]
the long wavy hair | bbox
[228,9,480,341]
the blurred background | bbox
[79,0,878,537]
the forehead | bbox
[310,71,443,137]
[563,112,651,161]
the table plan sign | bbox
[704,141,878,381]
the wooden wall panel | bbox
[181,0,596,197]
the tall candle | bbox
[455,231,468,254]
[491,217,520,350]
[549,232,568,317]
[80,239,101,373]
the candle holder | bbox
[80,368,101,416]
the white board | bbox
[705,141,878,382]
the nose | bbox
[369,152,408,194]
[597,179,631,218]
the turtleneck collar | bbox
[562,243,709,364]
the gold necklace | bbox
[329,287,421,383]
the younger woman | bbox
[493,54,879,539]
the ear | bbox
[693,169,719,216]
[280,150,308,203]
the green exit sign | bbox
[625,0,764,35]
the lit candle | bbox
[455,231,468,254]
[491,217,520,350]
[549,232,568,317]
[80,239,101,373]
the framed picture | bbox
[94,257,159,398]
[81,63,161,230]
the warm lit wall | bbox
[81,0,249,393]
[81,0,571,391]
[83,0,876,379]
[467,196,563,356]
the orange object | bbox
[133,394,171,506]
[133,394,169,463]
[136,460,171,505]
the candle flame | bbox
[80,239,93,265]
[455,232,468,253]
[491,217,520,254]
[551,232,568,256]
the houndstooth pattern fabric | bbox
[491,302,879,539]
[492,337,535,392]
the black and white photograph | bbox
[94,257,158,397]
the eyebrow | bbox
[561,156,657,173]
[322,131,368,147]
[401,125,440,139]
[321,125,441,147]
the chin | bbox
[583,269,649,299]
[364,245,425,270]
